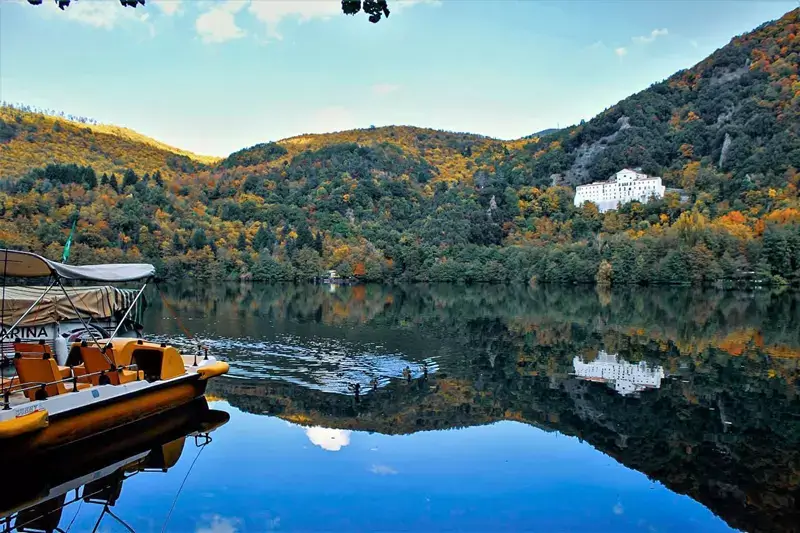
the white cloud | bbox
[587,40,604,50]
[690,39,699,49]
[154,0,182,16]
[196,515,240,533]
[247,0,436,40]
[614,47,627,57]
[36,0,145,30]
[247,0,340,40]
[372,83,400,96]
[632,28,668,44]
[196,1,247,43]
[370,464,398,475]
[305,426,351,451]
[24,0,436,41]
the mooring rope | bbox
[159,440,207,533]
[64,497,83,533]
[155,281,203,354]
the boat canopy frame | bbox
[0,249,154,350]
[0,249,155,282]
[1,249,156,408]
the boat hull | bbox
[0,397,230,519]
[1,375,208,455]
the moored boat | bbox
[0,249,229,450]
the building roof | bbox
[576,171,661,189]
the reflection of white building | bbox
[573,351,664,396]
[574,168,666,213]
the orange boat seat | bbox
[78,345,143,386]
[13,354,91,401]
[14,342,72,379]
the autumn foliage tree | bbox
[595,260,613,286]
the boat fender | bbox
[196,361,229,380]
[54,335,68,366]
[0,409,49,439]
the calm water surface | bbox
[6,284,800,532]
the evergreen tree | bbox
[253,226,274,253]
[189,228,208,250]
[237,232,248,251]
[296,221,314,250]
[171,233,183,253]
[83,167,97,189]
[314,232,324,254]
[285,236,297,257]
[122,168,138,188]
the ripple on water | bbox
[148,333,438,395]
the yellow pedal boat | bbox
[0,249,228,452]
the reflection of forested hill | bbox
[212,341,800,533]
[210,377,502,434]
[150,283,800,361]
[155,283,800,532]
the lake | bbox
[5,283,800,532]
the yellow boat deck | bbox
[0,337,228,444]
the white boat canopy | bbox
[0,249,155,282]
[0,285,139,327]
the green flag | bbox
[62,218,77,263]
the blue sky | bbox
[1,0,796,156]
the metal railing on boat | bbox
[2,364,143,410]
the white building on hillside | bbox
[573,351,665,396]
[574,168,666,212]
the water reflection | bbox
[305,426,352,452]
[0,399,229,532]
[573,351,665,395]
[142,283,799,533]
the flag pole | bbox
[62,217,77,264]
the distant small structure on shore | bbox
[574,168,666,213]
[320,269,358,285]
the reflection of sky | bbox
[305,426,352,452]
[58,402,734,532]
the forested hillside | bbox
[0,104,217,179]
[1,10,800,284]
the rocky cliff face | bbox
[555,116,631,186]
